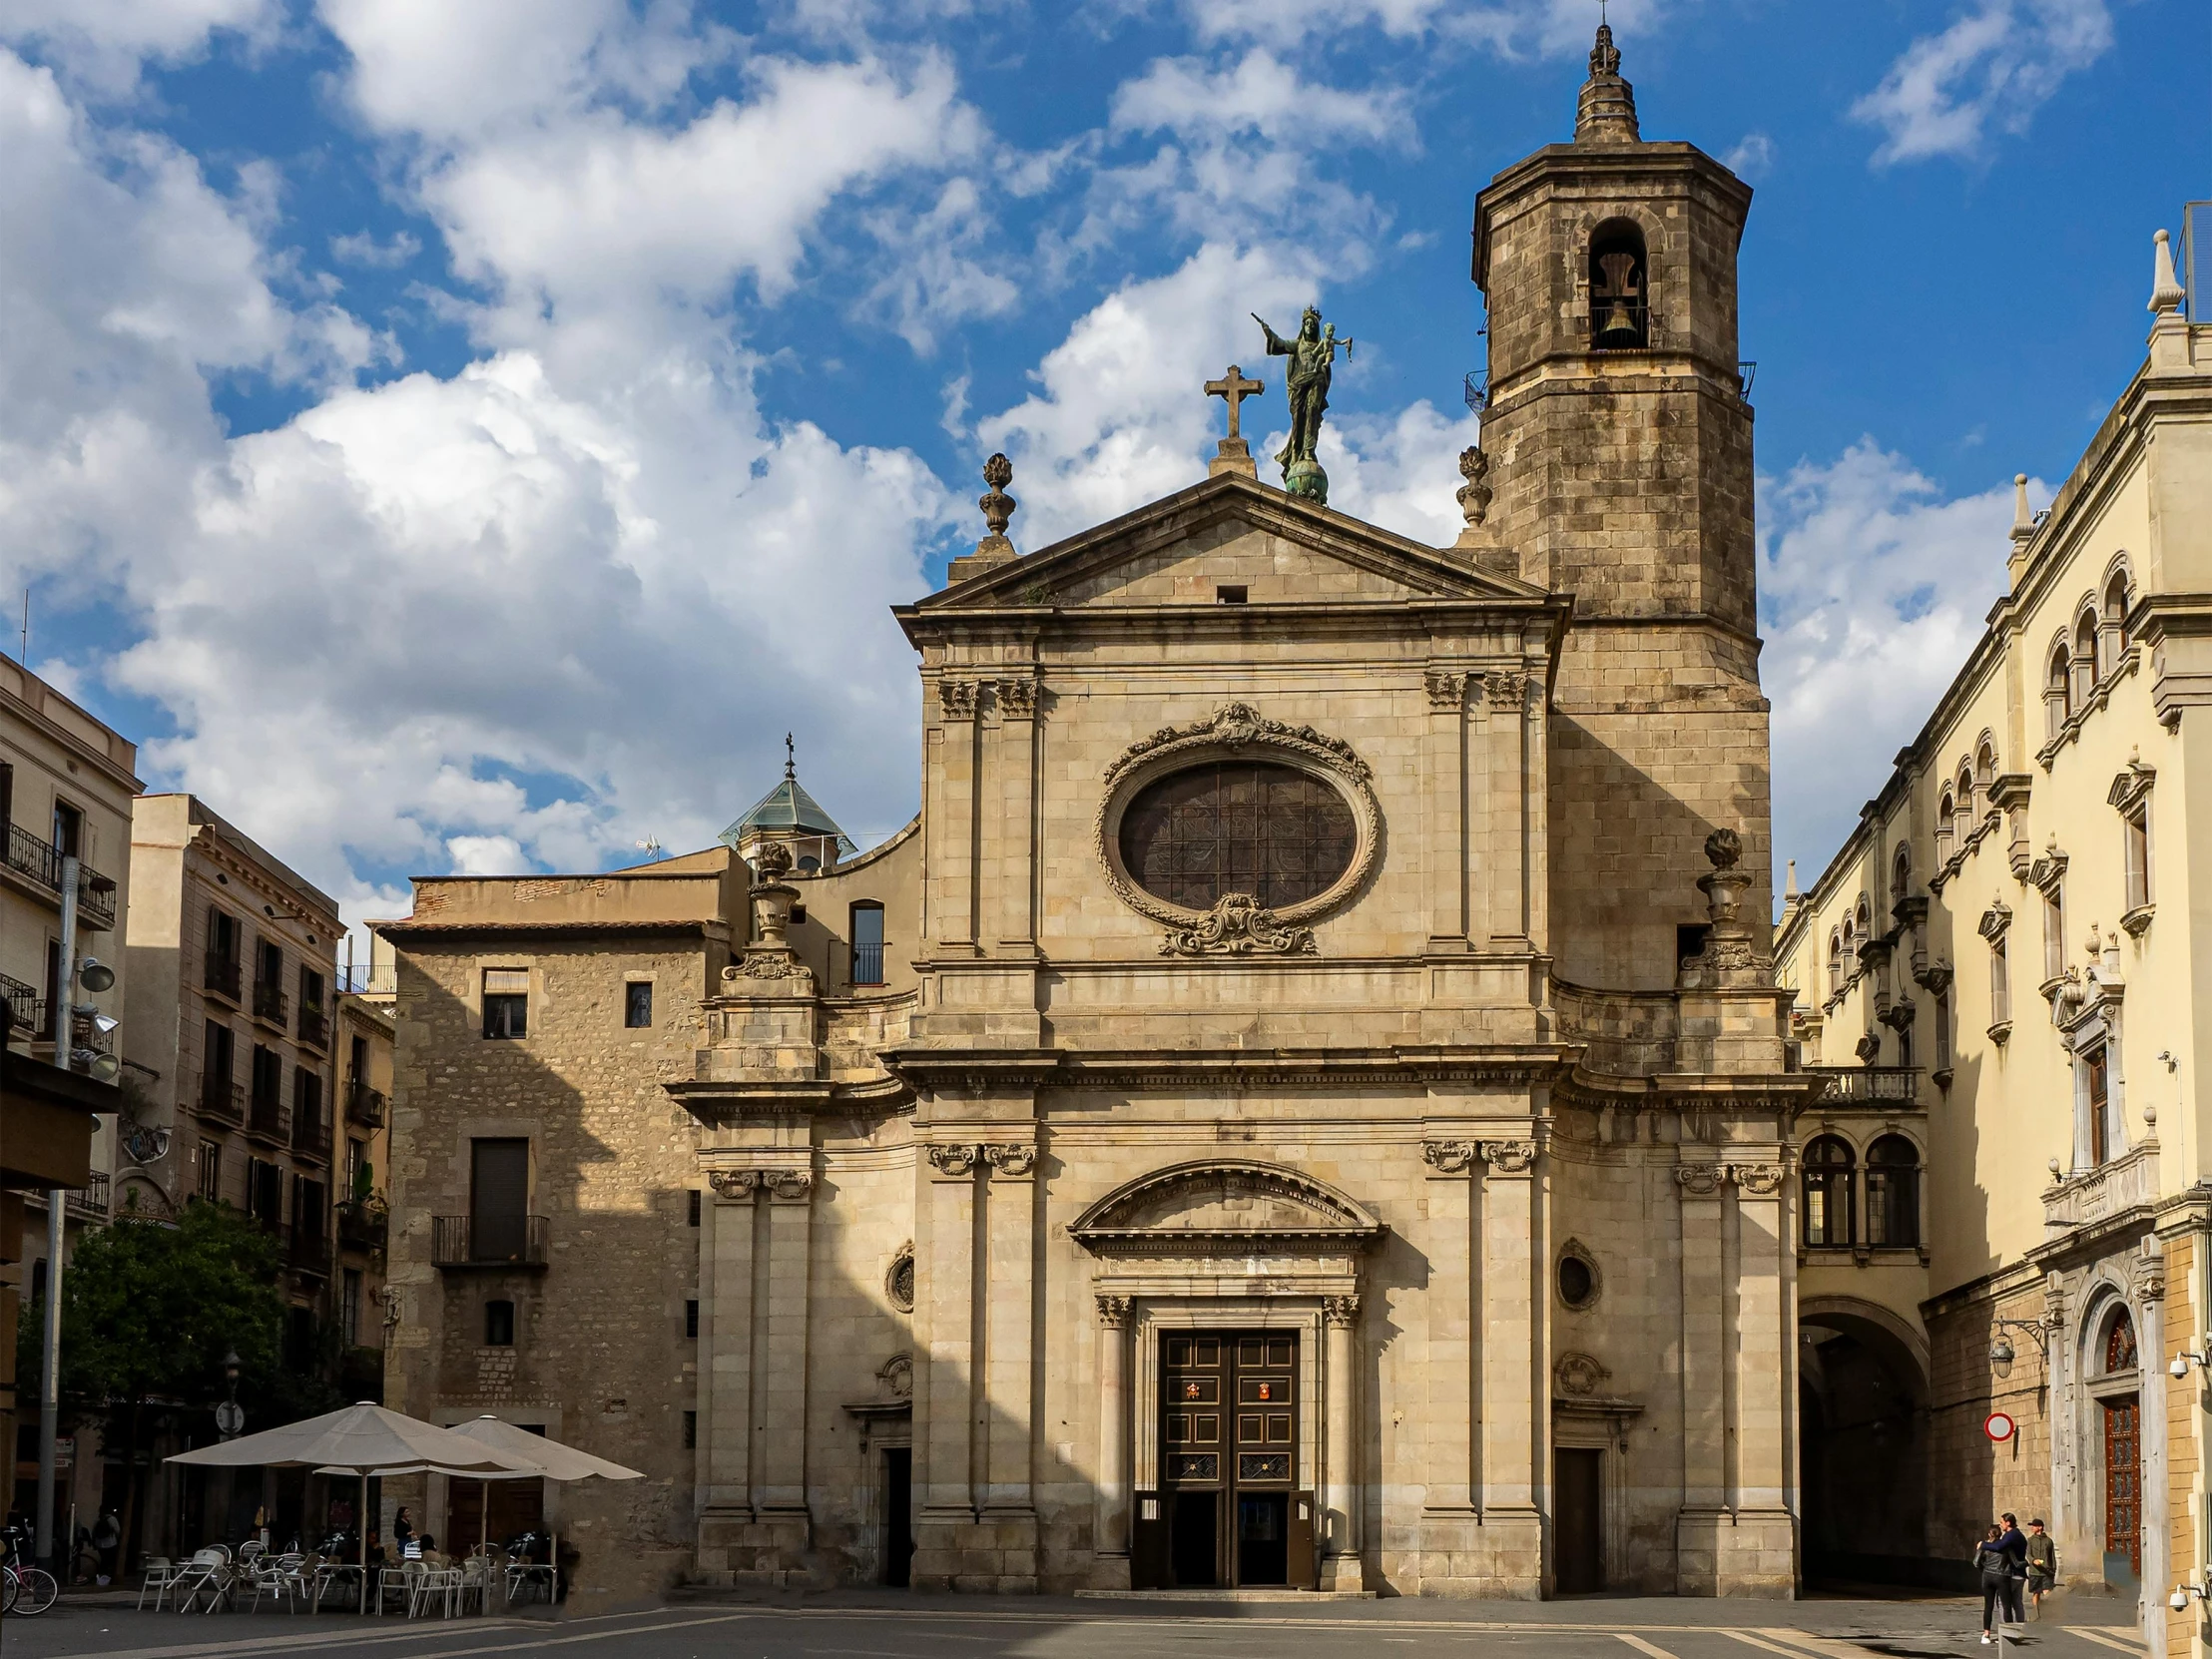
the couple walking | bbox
[1974,1513,2058,1641]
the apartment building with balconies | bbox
[0,655,139,1517]
[123,795,344,1342]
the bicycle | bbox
[0,1526,59,1616]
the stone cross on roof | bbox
[1206,364,1264,479]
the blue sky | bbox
[0,0,2200,924]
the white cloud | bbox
[445,833,527,875]
[1760,440,2027,874]
[330,229,422,268]
[1164,0,1662,53]
[1110,50,1411,149]
[1722,132,1775,180]
[0,0,278,95]
[1852,0,2113,166]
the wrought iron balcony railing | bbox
[432,1214,549,1269]
[288,1224,333,1278]
[297,1004,329,1049]
[247,1091,284,1142]
[851,942,885,986]
[344,1077,386,1128]
[66,1171,110,1220]
[1,970,41,1037]
[197,1070,245,1123]
[337,1202,388,1253]
[205,950,243,1001]
[252,979,288,1028]
[291,1109,330,1161]
[3,824,118,928]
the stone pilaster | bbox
[1475,1137,1544,1594]
[1092,1295,1133,1587]
[1723,1159,1796,1595]
[1674,1161,1729,1594]
[759,1170,814,1520]
[992,680,1039,954]
[1321,1294,1364,1589]
[929,678,980,953]
[1423,671,1472,948]
[913,1141,978,1590]
[978,1140,1040,1589]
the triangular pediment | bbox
[913,472,1547,615]
[1070,1159,1386,1257]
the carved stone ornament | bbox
[1424,669,1471,711]
[1421,1139,1477,1174]
[1554,1351,1610,1397]
[736,950,813,984]
[2130,1249,2166,1303]
[996,677,1038,719]
[1322,1295,1362,1328]
[937,678,979,721]
[1455,445,1492,528]
[1484,670,1528,707]
[878,1352,914,1399]
[751,839,795,882]
[1160,893,1316,958]
[983,1142,1037,1179]
[1095,1293,1134,1328]
[1854,1030,1883,1064]
[1096,701,1382,949]
[1674,1164,1726,1196]
[1481,1139,1537,1174]
[708,1169,762,1200]
[1732,1163,1786,1196]
[1704,827,1744,870]
[765,1169,813,1203]
[885,1243,915,1312]
[926,1143,979,1178]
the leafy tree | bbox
[15,1202,288,1560]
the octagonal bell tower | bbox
[1473,25,1769,992]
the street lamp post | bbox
[33,855,80,1572]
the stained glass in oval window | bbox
[1118,762,1356,911]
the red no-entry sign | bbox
[1984,1411,2017,1442]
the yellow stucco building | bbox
[1775,226,2212,1652]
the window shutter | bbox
[483,969,529,995]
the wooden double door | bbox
[1135,1332,1316,1589]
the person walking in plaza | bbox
[2024,1519,2058,1616]
[1975,1525,2015,1643]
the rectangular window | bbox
[251,1044,282,1117]
[624,980,653,1028]
[293,1067,323,1137]
[688,1190,702,1228]
[342,1268,362,1346]
[294,1176,326,1242]
[0,761,12,830]
[1896,1023,1913,1072]
[470,1137,530,1261]
[248,1157,282,1228]
[2042,887,2064,983]
[484,1299,516,1347]
[198,1139,222,1204]
[850,902,886,987]
[51,800,82,858]
[2124,809,2152,912]
[349,1032,368,1077]
[1990,936,2010,1026]
[1935,993,1952,1069]
[482,968,528,1039]
[683,1410,698,1450]
[347,1137,367,1194]
[2088,1046,2111,1167]
[206,907,242,997]
[686,1299,699,1340]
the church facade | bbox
[380,35,1821,1601]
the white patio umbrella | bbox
[335,1416,643,1606]
[169,1401,542,1613]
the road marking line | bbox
[1725,1634,1818,1659]
[1753,1630,1868,1659]
[39,1622,542,1659]
[1619,1636,1681,1659]
[2070,1632,2146,1655]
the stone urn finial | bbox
[1703,828,1743,870]
[750,840,798,946]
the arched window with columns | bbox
[1866,1136,1921,1247]
[1802,1136,1856,1248]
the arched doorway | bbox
[1799,1300,1931,1586]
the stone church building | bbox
[380,34,1822,1599]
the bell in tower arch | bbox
[1588,219,1649,349]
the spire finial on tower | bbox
[785,732,796,781]
[1575,6,1640,145]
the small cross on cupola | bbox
[1205,364,1265,478]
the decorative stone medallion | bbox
[1094,702,1382,955]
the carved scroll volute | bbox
[709,1169,761,1202]
[983,1143,1037,1180]
[1480,1139,1537,1175]
[1673,1164,1727,1198]
[926,1143,979,1179]
[765,1169,814,1204]
[1731,1163,1786,1197]
[1421,1139,1476,1175]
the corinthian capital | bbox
[1323,1295,1362,1328]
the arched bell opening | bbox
[1588,218,1650,349]
[1798,1302,1931,1587]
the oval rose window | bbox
[1117,761,1357,913]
